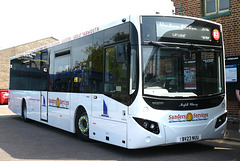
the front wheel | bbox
[75,108,90,141]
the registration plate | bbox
[177,135,201,142]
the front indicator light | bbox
[133,117,160,134]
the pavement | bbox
[1,104,240,142]
[0,104,15,115]
[225,120,240,142]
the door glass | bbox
[41,49,49,91]
[104,46,127,93]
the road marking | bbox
[214,147,233,150]
[206,140,240,146]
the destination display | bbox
[156,21,212,42]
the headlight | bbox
[215,113,227,128]
[133,117,160,134]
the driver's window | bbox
[104,45,127,93]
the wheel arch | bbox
[74,105,87,118]
[74,105,91,141]
[74,105,88,133]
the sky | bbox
[0,0,174,50]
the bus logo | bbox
[169,112,208,123]
[101,100,109,117]
[186,113,193,121]
[49,98,69,109]
[212,29,220,41]
[42,96,46,107]
[56,98,60,107]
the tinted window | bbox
[10,58,24,90]
[9,49,48,91]
[40,49,49,91]
[71,35,93,93]
[28,52,41,90]
[104,45,128,93]
[50,50,71,92]
[10,56,31,90]
[104,23,129,45]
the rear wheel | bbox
[22,100,29,122]
[75,108,90,141]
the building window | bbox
[204,0,229,16]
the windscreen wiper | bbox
[147,41,196,52]
[188,44,217,52]
[147,41,220,52]
[147,41,181,50]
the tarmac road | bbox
[0,105,240,161]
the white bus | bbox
[9,14,227,149]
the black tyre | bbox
[75,108,90,141]
[22,100,29,122]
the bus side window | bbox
[52,51,71,92]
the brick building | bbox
[171,0,240,119]
[0,37,58,89]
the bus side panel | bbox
[90,117,127,148]
[24,91,41,121]
[91,94,128,122]
[47,92,72,132]
[8,90,41,121]
[90,94,128,147]
[8,90,23,116]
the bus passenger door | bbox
[40,49,49,122]
[40,91,48,121]
[90,44,128,148]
